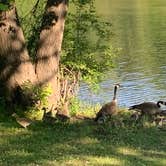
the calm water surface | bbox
[78,0,166,107]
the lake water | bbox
[78,0,166,108]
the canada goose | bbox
[94,84,121,123]
[128,101,166,116]
[42,108,57,124]
[56,113,70,122]
[130,111,142,121]
[159,109,166,116]
[56,102,70,122]
[56,110,70,122]
[12,113,33,128]
[154,116,166,126]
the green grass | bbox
[0,110,166,166]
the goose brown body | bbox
[12,113,32,128]
[129,101,166,116]
[94,84,120,122]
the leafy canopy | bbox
[62,0,118,85]
[1,0,118,86]
[0,0,15,11]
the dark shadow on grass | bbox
[0,118,166,166]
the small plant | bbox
[0,97,5,111]
[0,0,15,11]
[21,81,52,108]
[0,97,7,120]
[14,81,52,120]
[69,98,81,116]
[61,0,119,87]
[69,98,100,118]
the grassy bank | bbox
[0,109,166,166]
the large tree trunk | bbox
[35,0,68,110]
[0,5,36,104]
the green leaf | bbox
[0,3,8,11]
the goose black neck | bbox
[113,86,118,100]
[157,100,166,107]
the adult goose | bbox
[12,113,33,128]
[94,84,120,123]
[129,101,166,116]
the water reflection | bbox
[78,0,166,107]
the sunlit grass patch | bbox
[78,137,99,145]
[0,105,166,166]
[86,156,122,166]
[70,99,100,118]
[117,147,141,156]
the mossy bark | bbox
[0,5,36,103]
[0,1,68,114]
[35,0,68,110]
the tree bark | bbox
[35,0,68,110]
[0,5,36,102]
